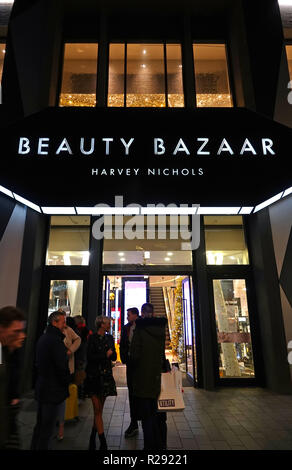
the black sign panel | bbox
[0,107,290,207]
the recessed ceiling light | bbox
[120,258,126,262]
[143,49,147,54]
[118,252,124,256]
[167,252,173,256]
[164,257,170,261]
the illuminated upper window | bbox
[204,216,249,265]
[108,43,184,108]
[46,216,91,266]
[193,44,233,108]
[59,43,98,107]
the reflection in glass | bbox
[108,44,125,107]
[182,277,193,377]
[166,45,184,107]
[204,216,249,265]
[0,46,5,84]
[48,280,83,316]
[59,43,98,107]
[286,45,292,80]
[213,279,255,378]
[193,44,233,107]
[127,44,165,107]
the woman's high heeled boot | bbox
[88,427,97,450]
[98,432,108,450]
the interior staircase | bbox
[149,287,171,349]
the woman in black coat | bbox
[85,316,117,450]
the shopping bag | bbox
[157,367,185,412]
[65,383,79,420]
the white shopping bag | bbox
[157,367,185,412]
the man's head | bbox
[127,307,139,323]
[0,306,26,350]
[141,303,154,318]
[48,310,66,331]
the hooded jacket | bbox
[129,317,167,399]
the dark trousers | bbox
[135,397,167,450]
[30,402,59,450]
[126,365,137,425]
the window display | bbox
[59,43,98,107]
[193,43,233,107]
[213,279,255,378]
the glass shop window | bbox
[193,44,233,107]
[103,215,192,266]
[108,43,184,108]
[48,280,84,317]
[286,45,292,80]
[204,216,249,265]
[59,43,98,107]
[213,278,255,379]
[46,216,91,266]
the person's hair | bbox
[57,309,66,316]
[0,306,26,328]
[141,303,154,318]
[74,315,83,325]
[127,307,139,317]
[95,315,111,330]
[48,311,65,325]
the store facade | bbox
[0,0,291,393]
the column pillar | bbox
[87,217,104,331]
[192,218,216,390]
[240,0,284,117]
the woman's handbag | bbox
[73,369,86,386]
[157,366,185,412]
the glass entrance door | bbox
[182,277,195,379]
[212,278,255,379]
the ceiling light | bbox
[13,193,41,213]
[253,192,284,213]
[278,1,292,6]
[41,207,76,215]
[239,207,254,214]
[118,252,124,256]
[283,186,292,198]
[164,257,170,261]
[197,207,240,215]
[141,207,197,215]
[167,252,173,256]
[76,207,140,215]
[0,185,14,198]
[120,258,126,262]
[143,49,147,54]
[141,64,146,68]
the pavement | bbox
[16,364,292,451]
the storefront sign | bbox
[17,136,276,157]
[0,107,291,206]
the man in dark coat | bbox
[120,307,139,438]
[130,303,167,450]
[31,311,71,450]
[0,306,26,449]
